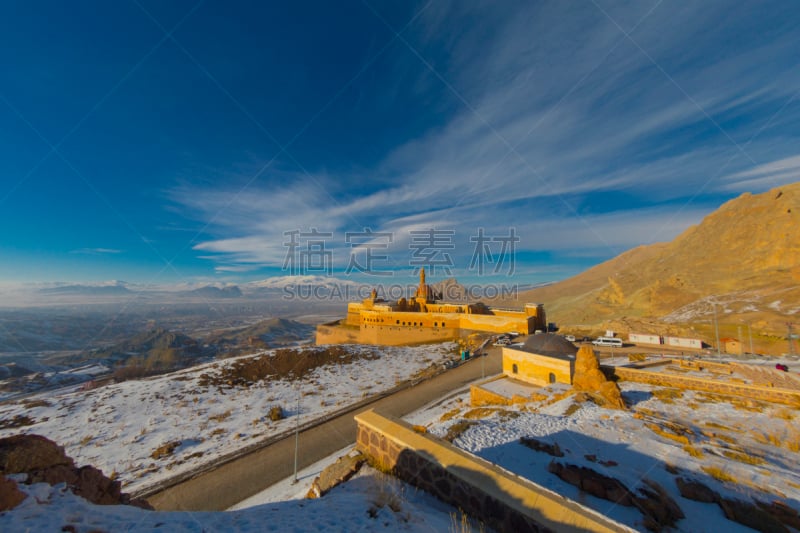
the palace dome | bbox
[521,333,577,359]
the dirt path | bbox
[146,349,502,511]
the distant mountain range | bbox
[15,276,368,303]
[245,275,365,290]
[511,182,800,349]
[39,281,132,296]
[187,285,242,298]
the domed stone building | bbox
[503,333,577,385]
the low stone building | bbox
[721,337,743,355]
[502,333,577,385]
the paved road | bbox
[147,348,502,511]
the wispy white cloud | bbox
[168,1,800,277]
[69,248,123,255]
[721,154,800,192]
[213,264,259,273]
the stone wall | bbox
[470,377,518,406]
[315,323,362,345]
[460,312,535,334]
[355,409,631,533]
[470,381,540,406]
[357,324,461,346]
[603,365,800,406]
[502,348,573,385]
[676,359,732,374]
[316,322,461,346]
[317,309,535,346]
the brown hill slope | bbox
[511,182,800,350]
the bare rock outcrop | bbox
[757,501,800,531]
[0,434,152,509]
[572,346,626,409]
[719,498,788,533]
[0,434,73,472]
[549,462,684,531]
[519,436,563,457]
[0,475,27,511]
[635,479,685,532]
[548,461,636,506]
[675,476,717,503]
[675,476,797,532]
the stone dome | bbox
[521,333,578,359]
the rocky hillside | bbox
[512,182,800,351]
[75,328,201,373]
[204,318,314,351]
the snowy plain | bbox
[0,342,457,494]
[1,468,470,533]
[2,348,799,532]
[406,365,800,533]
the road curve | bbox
[147,349,502,511]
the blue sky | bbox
[1,0,799,286]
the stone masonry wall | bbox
[603,365,800,406]
[355,410,630,533]
[470,383,514,406]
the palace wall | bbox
[357,324,461,346]
[459,313,535,334]
[315,323,363,345]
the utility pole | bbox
[737,325,742,356]
[292,387,300,484]
[748,323,754,355]
[788,323,796,357]
[712,301,721,358]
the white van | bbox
[592,337,623,347]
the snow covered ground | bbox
[1,468,470,532]
[406,372,800,532]
[0,342,456,494]
[3,346,798,532]
[0,362,112,402]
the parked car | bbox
[776,363,789,372]
[592,337,623,347]
[564,334,576,342]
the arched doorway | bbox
[512,364,518,374]
[548,372,556,384]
